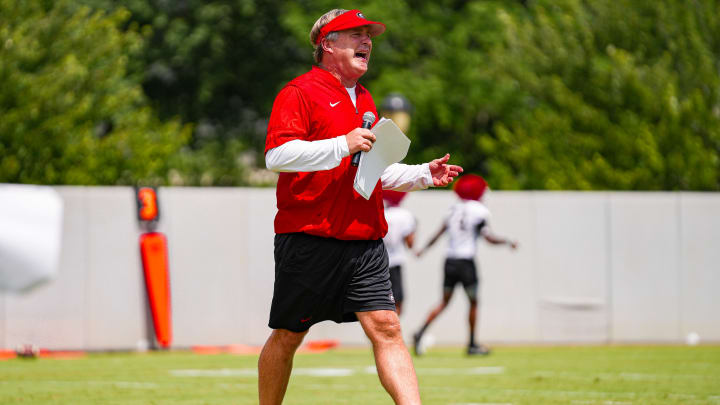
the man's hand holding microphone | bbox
[347,112,376,167]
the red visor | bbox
[316,10,386,44]
[453,174,488,201]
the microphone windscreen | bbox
[362,111,376,125]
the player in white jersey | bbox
[382,190,417,316]
[412,174,517,356]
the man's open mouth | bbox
[354,51,369,61]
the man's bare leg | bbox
[357,310,421,405]
[258,329,308,405]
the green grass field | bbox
[1,345,719,404]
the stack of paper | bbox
[353,118,411,200]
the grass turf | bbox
[1,345,719,404]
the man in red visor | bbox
[261,8,463,405]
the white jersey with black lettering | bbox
[445,199,491,259]
[383,206,416,267]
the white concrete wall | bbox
[1,187,718,350]
[609,194,681,341]
[679,193,720,340]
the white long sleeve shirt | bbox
[266,137,433,191]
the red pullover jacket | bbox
[265,66,387,240]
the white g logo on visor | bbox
[357,12,365,19]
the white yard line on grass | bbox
[571,401,632,405]
[449,403,513,405]
[431,385,718,404]
[421,386,639,399]
[617,372,709,381]
[7,380,161,389]
[534,370,711,381]
[171,368,258,377]
[171,366,505,378]
[364,366,504,375]
[112,381,159,389]
[417,367,505,375]
[293,368,354,377]
[171,368,354,377]
[217,383,256,390]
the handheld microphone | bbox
[351,111,376,167]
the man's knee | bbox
[464,284,478,302]
[270,329,308,351]
[361,311,403,343]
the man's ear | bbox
[321,38,333,54]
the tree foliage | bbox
[3,0,720,189]
[79,0,310,185]
[473,0,720,190]
[281,0,720,190]
[0,0,190,185]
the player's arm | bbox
[480,223,518,249]
[415,223,447,257]
[483,233,517,249]
[404,232,415,250]
[404,215,417,249]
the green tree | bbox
[80,0,311,185]
[283,0,720,190]
[0,0,190,185]
[61,0,720,190]
[476,0,720,190]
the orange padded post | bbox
[139,232,172,348]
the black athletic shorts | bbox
[443,258,478,291]
[269,232,396,332]
[388,265,403,304]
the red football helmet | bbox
[453,174,488,201]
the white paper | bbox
[353,118,411,199]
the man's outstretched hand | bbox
[429,154,463,187]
